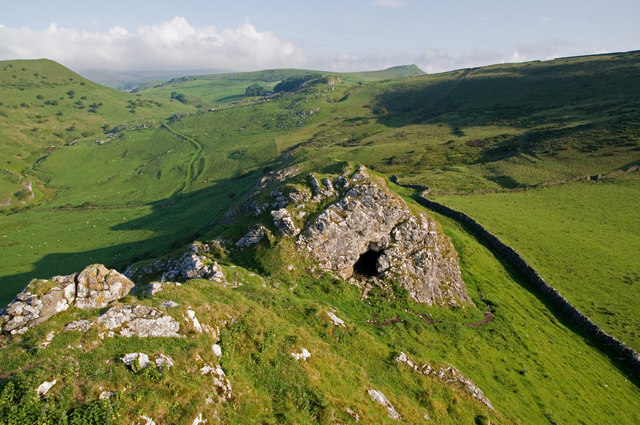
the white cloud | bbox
[0,17,305,72]
[372,0,407,8]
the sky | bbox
[0,0,638,75]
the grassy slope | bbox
[0,59,191,205]
[431,173,640,350]
[1,196,639,424]
[295,52,640,191]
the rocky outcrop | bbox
[367,388,401,420]
[236,226,268,247]
[75,264,135,309]
[1,265,133,335]
[296,169,471,306]
[396,352,493,409]
[271,208,299,236]
[98,304,180,338]
[125,243,225,283]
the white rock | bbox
[326,311,345,326]
[212,344,223,358]
[291,348,311,361]
[99,390,116,400]
[186,308,203,333]
[64,319,94,332]
[139,416,156,425]
[36,379,57,398]
[162,300,180,309]
[367,388,401,420]
[192,413,207,425]
[121,353,151,369]
[40,330,55,348]
[155,354,174,370]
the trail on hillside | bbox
[162,122,204,196]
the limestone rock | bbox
[326,311,345,326]
[75,264,135,309]
[271,208,299,237]
[155,354,174,370]
[1,264,132,335]
[1,276,76,334]
[98,305,180,337]
[36,379,57,398]
[64,319,94,332]
[236,225,268,247]
[192,413,207,425]
[212,343,223,358]
[291,348,311,361]
[396,351,493,409]
[160,245,225,282]
[297,170,471,306]
[122,352,151,369]
[367,388,401,420]
[138,416,156,425]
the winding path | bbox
[162,122,204,196]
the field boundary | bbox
[392,176,640,378]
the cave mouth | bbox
[353,249,383,278]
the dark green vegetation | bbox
[1,52,639,423]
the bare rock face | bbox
[75,264,135,309]
[297,170,471,306]
[271,208,299,237]
[98,304,180,337]
[1,265,133,335]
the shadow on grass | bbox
[0,170,262,305]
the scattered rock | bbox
[200,362,232,399]
[138,416,156,425]
[36,379,57,398]
[64,319,94,332]
[212,343,223,358]
[146,282,164,296]
[271,208,299,236]
[40,330,55,348]
[98,305,180,337]
[396,351,493,409]
[326,311,345,326]
[236,226,268,247]
[346,408,360,422]
[291,347,311,361]
[155,354,174,371]
[99,390,116,400]
[122,352,151,369]
[367,388,401,420]
[192,413,207,425]
[162,300,180,309]
[75,264,135,309]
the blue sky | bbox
[1,0,638,73]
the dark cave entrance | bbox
[353,249,383,278]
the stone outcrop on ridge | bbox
[1,264,134,334]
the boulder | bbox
[75,264,135,309]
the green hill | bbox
[0,59,191,207]
[0,53,639,424]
